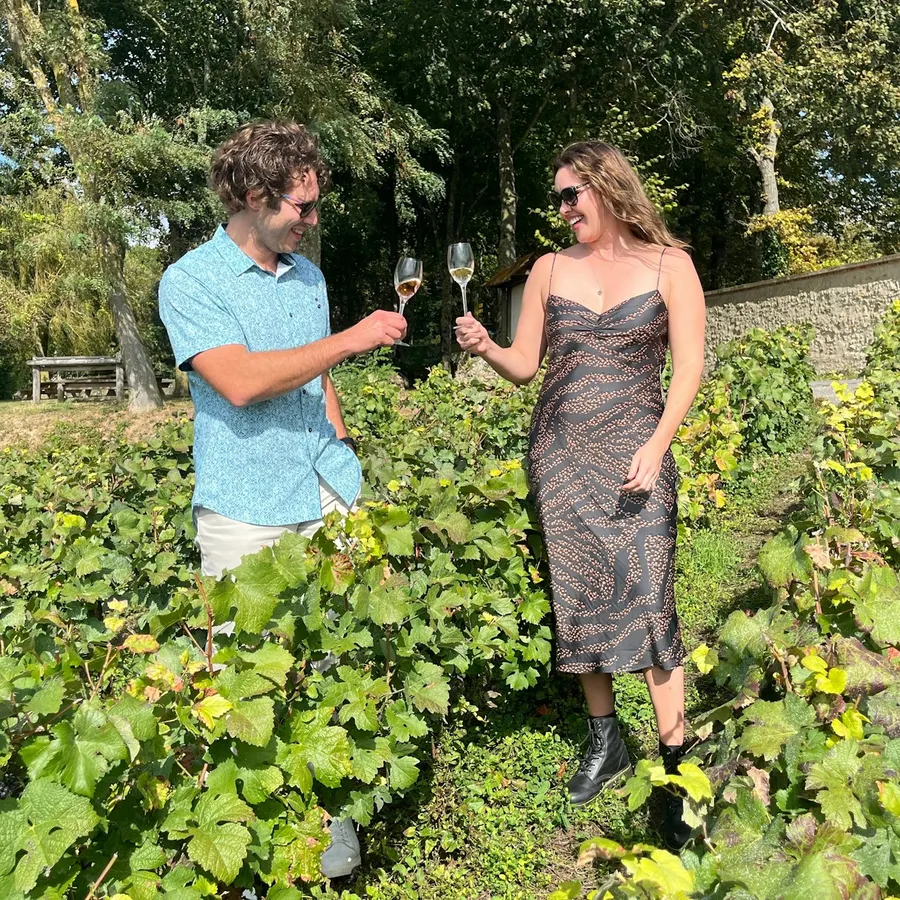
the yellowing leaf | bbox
[123,634,160,654]
[192,694,233,729]
[669,763,713,802]
[104,616,126,633]
[831,708,868,741]
[622,848,695,899]
[878,780,900,817]
[814,667,847,695]
[801,654,828,675]
[691,644,718,675]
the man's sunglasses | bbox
[548,182,591,209]
[281,193,321,218]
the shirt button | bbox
[317,303,321,309]
[289,312,293,318]
[308,427,313,433]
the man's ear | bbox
[245,190,267,212]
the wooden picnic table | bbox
[26,356,125,403]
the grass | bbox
[315,451,811,900]
[0,398,193,449]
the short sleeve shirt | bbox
[158,225,361,526]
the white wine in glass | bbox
[447,242,475,316]
[393,256,422,346]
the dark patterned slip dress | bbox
[527,248,685,674]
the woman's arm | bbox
[455,253,553,385]
[623,249,706,493]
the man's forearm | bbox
[193,332,356,408]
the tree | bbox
[0,0,173,409]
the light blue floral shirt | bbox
[159,226,361,526]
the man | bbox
[159,119,406,879]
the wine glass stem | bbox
[398,299,407,316]
[461,285,469,316]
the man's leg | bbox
[196,482,362,880]
[296,478,363,879]
[195,507,296,578]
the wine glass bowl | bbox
[393,256,422,347]
[447,242,475,316]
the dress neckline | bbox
[547,288,666,319]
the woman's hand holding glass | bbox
[455,313,492,356]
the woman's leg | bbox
[568,672,630,805]
[579,672,615,716]
[643,666,685,745]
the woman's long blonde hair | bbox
[554,141,688,249]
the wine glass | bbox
[447,242,475,316]
[393,256,422,347]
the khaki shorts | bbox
[195,476,357,578]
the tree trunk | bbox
[100,233,164,411]
[497,101,517,268]
[750,95,780,216]
[172,367,189,398]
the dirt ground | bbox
[0,399,194,450]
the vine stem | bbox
[192,573,216,677]
[89,643,115,701]
[84,851,118,900]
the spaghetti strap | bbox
[655,247,666,290]
[548,252,557,297]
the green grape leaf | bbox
[13,780,99,893]
[385,700,428,742]
[241,644,295,688]
[804,739,865,831]
[23,678,64,716]
[279,713,351,790]
[21,705,128,797]
[208,550,290,634]
[187,822,251,884]
[405,661,450,715]
[852,564,900,647]
[388,754,420,790]
[226,697,275,747]
[739,695,816,761]
[757,531,812,588]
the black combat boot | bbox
[660,741,693,850]
[567,714,632,806]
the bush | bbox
[0,323,817,896]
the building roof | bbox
[484,250,544,288]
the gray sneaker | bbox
[320,817,361,879]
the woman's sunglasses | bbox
[281,193,321,218]
[548,182,591,209]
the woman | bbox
[456,141,705,848]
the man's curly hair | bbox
[210,120,330,213]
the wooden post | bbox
[32,366,41,404]
[115,362,124,402]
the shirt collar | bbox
[212,225,298,277]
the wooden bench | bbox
[27,356,125,403]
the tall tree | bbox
[0,0,175,409]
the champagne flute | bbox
[447,242,475,316]
[393,256,422,347]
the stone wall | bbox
[705,254,900,374]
